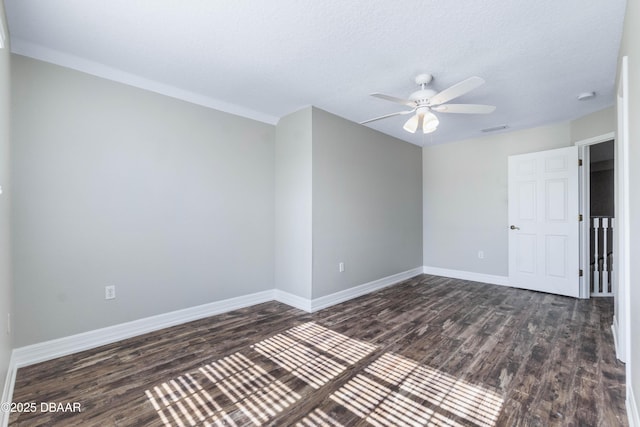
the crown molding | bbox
[10,38,279,125]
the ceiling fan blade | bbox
[370,93,415,108]
[428,76,485,106]
[360,109,414,124]
[431,104,496,114]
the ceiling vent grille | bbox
[481,125,508,133]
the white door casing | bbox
[578,144,590,299]
[615,56,629,364]
[508,146,580,297]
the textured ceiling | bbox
[4,0,628,146]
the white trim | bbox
[616,56,630,365]
[0,354,17,427]
[422,266,509,287]
[629,383,640,427]
[578,144,590,299]
[0,18,5,50]
[11,290,275,368]
[6,267,424,369]
[611,319,620,360]
[10,38,279,125]
[310,267,424,312]
[573,132,615,147]
[274,290,312,312]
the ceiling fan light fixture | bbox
[363,74,494,137]
[422,112,439,133]
[403,114,420,133]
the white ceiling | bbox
[4,0,627,146]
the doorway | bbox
[577,133,616,299]
[588,140,615,296]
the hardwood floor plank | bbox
[9,275,626,426]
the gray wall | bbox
[0,0,12,397]
[11,56,275,346]
[570,107,615,143]
[275,108,313,299]
[311,108,422,298]
[422,110,615,277]
[275,106,422,300]
[619,0,640,416]
[422,122,573,275]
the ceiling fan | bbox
[361,74,496,134]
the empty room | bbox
[1,1,639,426]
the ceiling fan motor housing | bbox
[409,89,438,104]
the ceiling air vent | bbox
[481,125,508,133]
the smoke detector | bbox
[577,92,596,101]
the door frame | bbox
[574,132,615,299]
[615,55,630,365]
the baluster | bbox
[609,218,615,293]
[602,218,609,294]
[593,217,600,294]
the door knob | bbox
[510,225,520,230]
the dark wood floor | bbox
[9,275,627,426]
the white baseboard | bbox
[629,383,640,427]
[11,289,275,369]
[422,266,509,287]
[8,266,423,374]
[274,267,424,313]
[274,290,312,312]
[310,267,423,312]
[612,317,622,361]
[1,354,17,427]
[4,265,633,427]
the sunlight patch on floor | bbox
[145,322,375,426]
[252,322,376,389]
[145,322,503,426]
[145,372,236,426]
[295,408,343,427]
[328,352,504,427]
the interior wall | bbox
[0,0,12,398]
[274,108,313,299]
[422,122,573,276]
[311,108,422,298]
[570,107,615,142]
[618,0,640,418]
[11,55,275,347]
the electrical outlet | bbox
[105,285,116,300]
[478,250,484,259]
[339,262,345,273]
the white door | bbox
[508,146,580,297]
